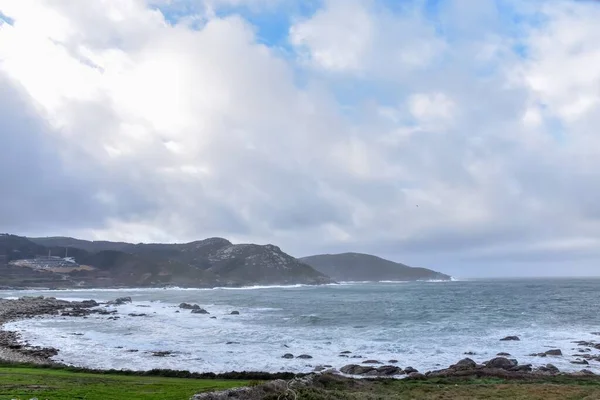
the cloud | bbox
[1,0,600,276]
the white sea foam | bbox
[2,282,599,375]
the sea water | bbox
[2,279,600,374]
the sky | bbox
[1,0,600,278]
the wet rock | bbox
[226,342,240,345]
[497,352,511,356]
[179,303,201,310]
[404,367,418,374]
[281,353,294,359]
[296,354,313,359]
[210,316,217,319]
[126,349,139,353]
[151,351,172,357]
[537,364,560,374]
[376,365,403,375]
[500,336,520,341]
[340,351,352,354]
[108,297,132,306]
[464,351,477,355]
[485,357,517,370]
[362,360,382,364]
[191,308,209,314]
[128,313,147,317]
[571,359,589,365]
[230,311,240,315]
[388,359,399,364]
[408,372,425,379]
[340,364,376,375]
[545,349,563,356]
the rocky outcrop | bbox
[500,336,520,341]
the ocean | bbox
[2,278,599,374]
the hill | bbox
[0,235,332,288]
[300,252,451,282]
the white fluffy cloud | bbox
[1,0,600,277]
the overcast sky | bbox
[1,0,600,278]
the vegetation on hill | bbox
[301,252,450,282]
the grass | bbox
[0,366,250,400]
[2,364,600,400]
[270,375,600,400]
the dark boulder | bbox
[340,351,352,354]
[500,336,520,341]
[388,359,399,364]
[497,352,511,356]
[404,366,418,374]
[537,364,560,374]
[179,303,200,310]
[191,308,210,314]
[109,297,132,305]
[485,357,517,370]
[296,354,312,359]
[230,311,240,315]
[545,349,562,356]
[451,358,477,370]
[362,360,382,364]
[340,364,376,375]
[571,359,589,365]
[376,365,403,375]
[151,351,173,357]
[281,353,294,359]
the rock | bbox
[210,316,217,319]
[512,364,532,372]
[537,364,560,374]
[571,359,589,365]
[376,365,402,375]
[80,300,99,307]
[404,367,418,374]
[362,360,382,364]
[191,308,209,314]
[126,349,139,352]
[451,358,477,370]
[340,364,376,375]
[151,351,172,357]
[230,311,240,315]
[225,341,240,345]
[179,303,200,310]
[544,349,562,356]
[388,359,399,364]
[464,351,476,355]
[109,297,132,306]
[281,353,294,359]
[485,357,517,370]
[408,372,425,379]
[297,354,312,359]
[500,336,520,341]
[338,355,349,358]
[313,366,327,372]
[128,313,147,317]
[340,351,352,354]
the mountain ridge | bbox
[300,252,451,282]
[0,235,332,288]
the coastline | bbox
[1,296,599,382]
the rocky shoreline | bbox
[0,296,100,364]
[1,296,600,383]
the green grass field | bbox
[0,366,250,400]
[2,365,600,400]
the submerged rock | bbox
[179,303,201,310]
[191,308,210,314]
[500,336,520,341]
[281,353,294,359]
[230,311,240,315]
[297,354,313,359]
[108,297,132,306]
